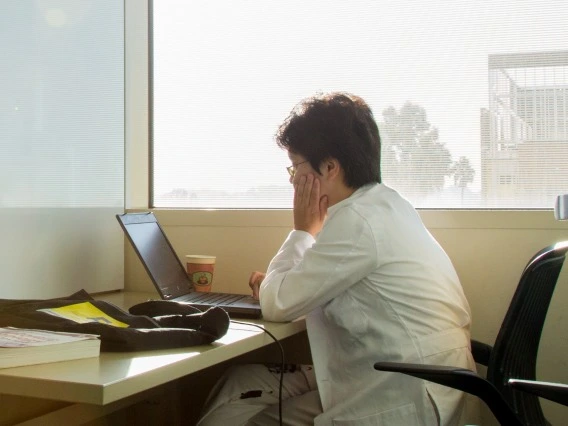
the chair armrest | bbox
[508,379,568,407]
[374,361,522,426]
[471,339,492,366]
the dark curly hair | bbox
[275,92,381,188]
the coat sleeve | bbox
[259,207,379,322]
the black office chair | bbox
[508,379,568,407]
[374,241,568,426]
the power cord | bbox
[231,320,285,426]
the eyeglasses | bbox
[286,160,309,177]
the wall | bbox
[0,0,125,298]
[124,209,568,424]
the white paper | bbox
[0,327,99,348]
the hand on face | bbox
[293,173,329,236]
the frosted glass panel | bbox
[0,1,124,298]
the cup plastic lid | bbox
[185,255,216,264]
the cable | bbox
[231,320,285,426]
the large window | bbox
[151,0,568,209]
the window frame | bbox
[132,0,562,215]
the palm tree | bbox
[450,156,475,204]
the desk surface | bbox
[0,291,306,405]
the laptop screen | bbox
[117,213,192,299]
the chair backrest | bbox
[487,241,568,425]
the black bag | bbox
[0,290,230,351]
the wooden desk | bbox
[0,291,308,425]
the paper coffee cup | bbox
[186,255,216,292]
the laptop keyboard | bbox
[177,292,245,306]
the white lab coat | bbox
[260,183,475,425]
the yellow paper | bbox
[38,302,129,328]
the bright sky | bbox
[153,0,568,197]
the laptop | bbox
[116,212,262,318]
